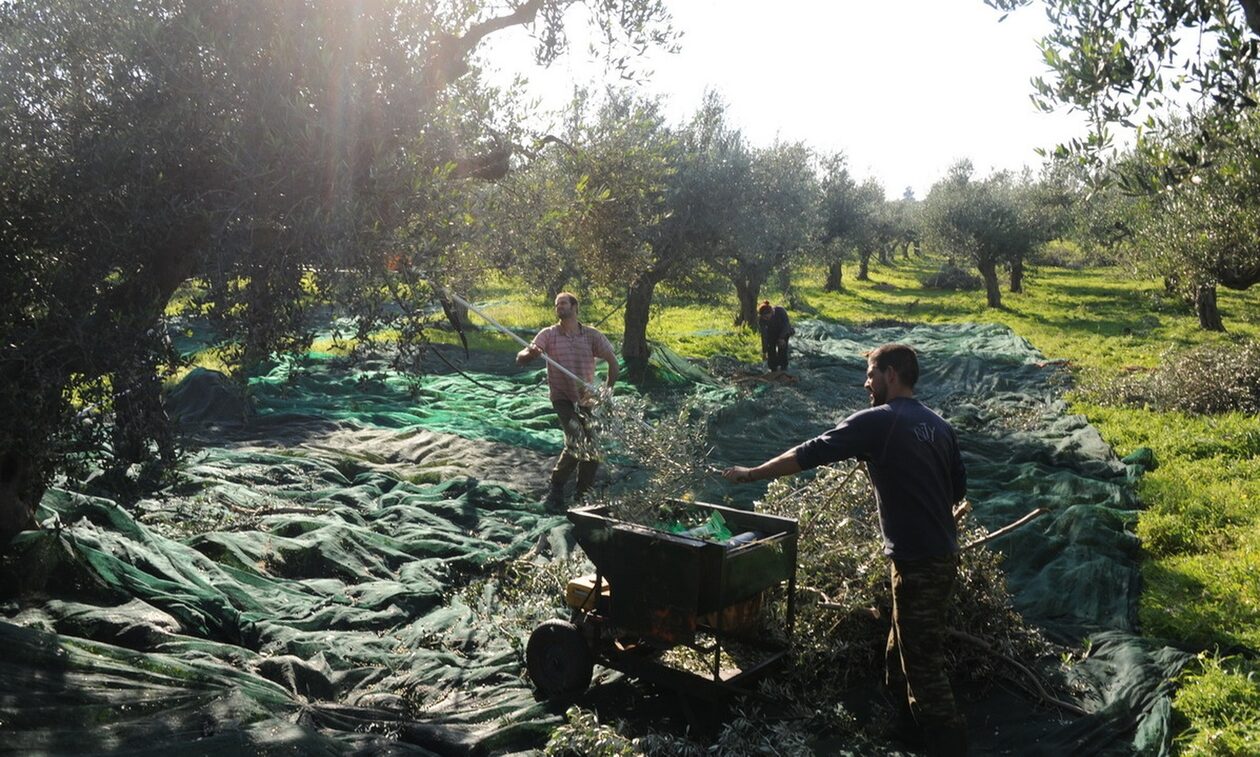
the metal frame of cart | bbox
[527,500,799,701]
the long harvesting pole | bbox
[444,290,600,395]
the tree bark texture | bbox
[857,250,871,281]
[1009,258,1024,293]
[1195,283,1225,331]
[621,275,657,383]
[824,261,843,291]
[734,279,762,329]
[979,263,1003,308]
[0,451,43,545]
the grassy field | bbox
[472,256,1260,754]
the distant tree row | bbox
[486,88,1085,355]
[989,0,1260,331]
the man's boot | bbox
[542,481,565,511]
[574,461,599,503]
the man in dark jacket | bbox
[723,343,968,756]
[757,300,795,372]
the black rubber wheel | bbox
[526,619,594,698]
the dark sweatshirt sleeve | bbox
[792,408,882,470]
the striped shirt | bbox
[533,323,617,403]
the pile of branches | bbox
[1102,339,1260,414]
[921,263,983,291]
[752,464,1063,723]
[584,391,723,524]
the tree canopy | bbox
[989,0,1260,155]
[1129,111,1260,329]
[922,162,1057,308]
[0,0,675,541]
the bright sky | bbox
[480,0,1091,199]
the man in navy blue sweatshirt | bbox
[723,343,968,756]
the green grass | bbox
[778,259,1260,752]
[1173,654,1260,756]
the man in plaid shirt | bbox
[516,292,619,509]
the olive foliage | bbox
[0,0,675,541]
[988,0,1260,155]
[1131,111,1260,330]
[921,162,1059,307]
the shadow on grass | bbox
[822,287,984,322]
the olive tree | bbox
[0,0,674,543]
[559,92,677,377]
[713,141,821,327]
[888,193,923,260]
[853,178,893,280]
[615,94,758,378]
[922,162,1054,307]
[817,153,862,291]
[1131,113,1260,330]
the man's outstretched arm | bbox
[723,449,802,484]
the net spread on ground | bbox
[0,321,1189,755]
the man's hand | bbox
[723,466,754,484]
[515,342,542,366]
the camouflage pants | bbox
[550,400,599,493]
[885,554,965,731]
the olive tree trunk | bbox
[979,262,1003,308]
[734,279,763,329]
[824,261,843,291]
[622,274,658,383]
[0,451,43,545]
[857,250,872,281]
[1195,283,1225,331]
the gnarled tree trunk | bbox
[622,274,658,383]
[857,250,872,281]
[111,352,176,470]
[1195,284,1225,331]
[734,279,762,329]
[824,261,843,291]
[1009,258,1024,293]
[979,262,1003,308]
[0,450,43,545]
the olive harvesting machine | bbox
[526,500,799,700]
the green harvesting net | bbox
[0,321,1188,755]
